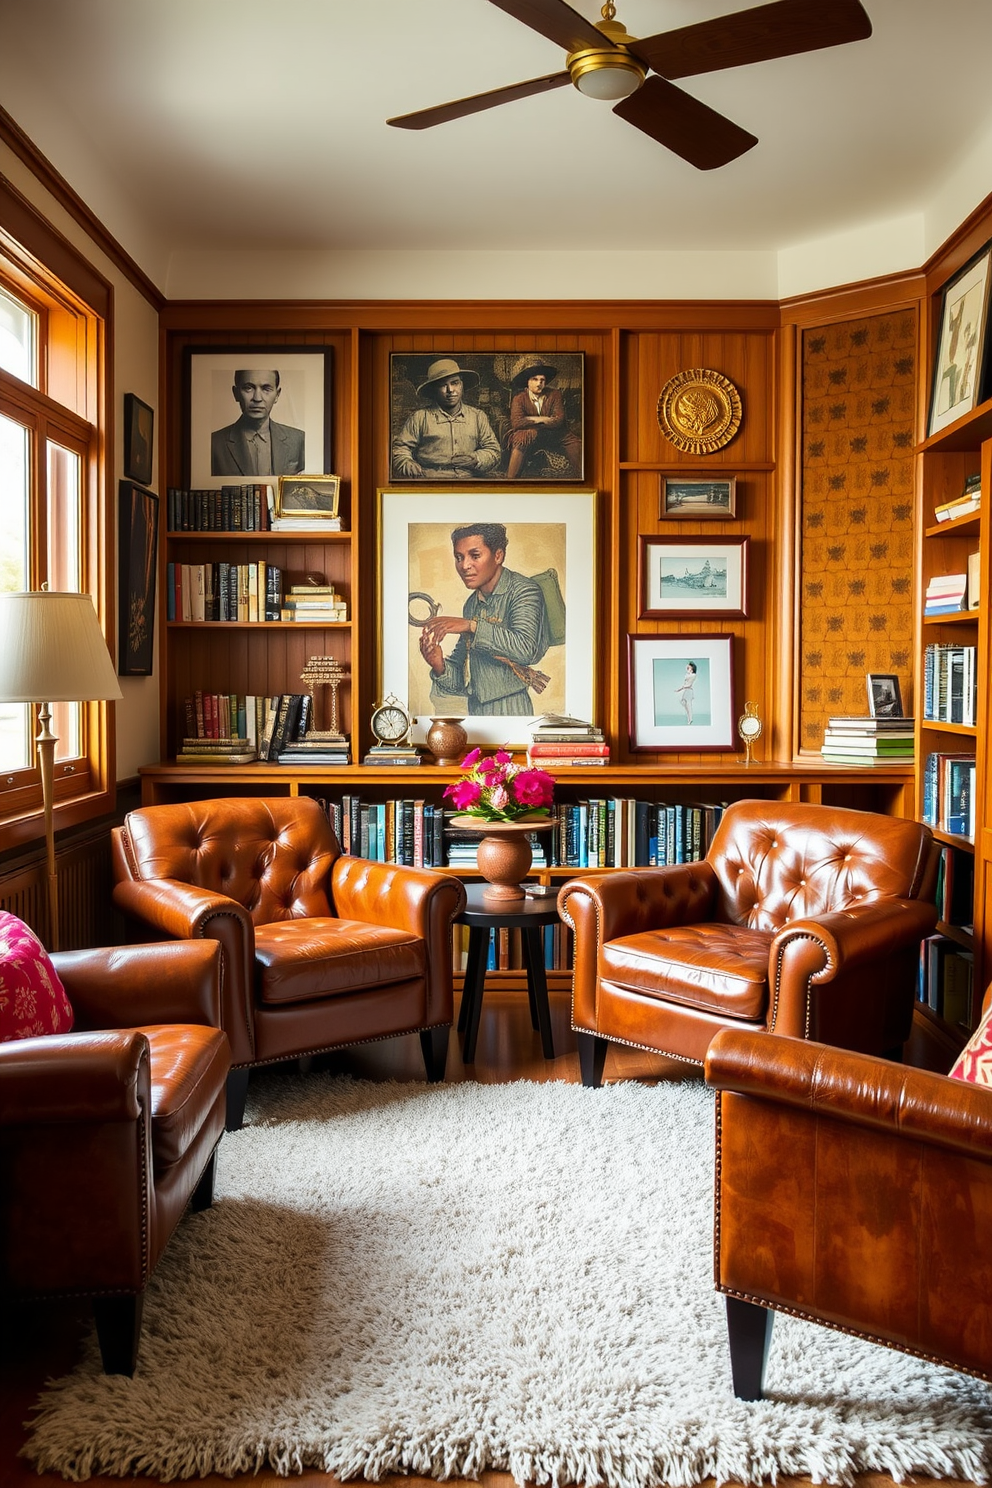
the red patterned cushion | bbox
[0,911,74,1041]
[949,1007,992,1084]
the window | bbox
[0,221,113,847]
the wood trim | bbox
[0,106,162,311]
[922,188,992,294]
[780,271,926,327]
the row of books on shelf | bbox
[307,794,725,871]
[167,484,272,533]
[934,843,974,933]
[922,642,978,725]
[918,933,974,1030]
[921,751,976,837]
[166,563,349,624]
[178,692,350,764]
[933,472,982,524]
[166,484,345,534]
[819,715,914,766]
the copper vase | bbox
[425,716,468,766]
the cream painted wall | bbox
[0,140,162,783]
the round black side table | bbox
[455,884,560,1062]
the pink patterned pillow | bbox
[949,1006,992,1084]
[0,911,74,1042]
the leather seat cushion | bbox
[600,922,773,1020]
[254,918,425,1006]
[140,1024,230,1170]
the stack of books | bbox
[178,736,256,765]
[362,744,423,767]
[277,736,350,766]
[280,584,348,623]
[924,572,968,615]
[820,715,915,766]
[934,473,981,523]
[270,515,343,531]
[526,713,609,767]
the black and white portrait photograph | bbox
[390,352,584,483]
[186,348,331,489]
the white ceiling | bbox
[2,0,992,289]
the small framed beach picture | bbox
[660,475,737,518]
[638,535,749,618]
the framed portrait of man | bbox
[185,347,332,490]
[389,351,584,483]
[378,489,597,748]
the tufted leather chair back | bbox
[707,799,937,934]
[120,797,339,924]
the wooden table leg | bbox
[458,925,487,1033]
[461,926,489,1063]
[522,927,555,1059]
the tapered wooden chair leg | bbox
[577,1031,608,1088]
[93,1293,144,1376]
[420,1025,449,1081]
[225,1068,251,1131]
[725,1295,774,1400]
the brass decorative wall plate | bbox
[657,368,743,455]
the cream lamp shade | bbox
[0,590,123,703]
[0,590,122,950]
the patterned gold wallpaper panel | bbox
[800,310,917,749]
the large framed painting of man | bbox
[379,490,597,749]
[389,352,584,483]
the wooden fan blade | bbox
[488,0,612,55]
[388,70,571,130]
[613,75,758,170]
[629,0,872,81]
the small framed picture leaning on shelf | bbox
[866,673,904,719]
[276,474,340,519]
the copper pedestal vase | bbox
[452,817,544,901]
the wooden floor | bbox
[0,986,972,1488]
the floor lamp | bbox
[0,591,123,951]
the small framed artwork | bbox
[927,242,992,437]
[185,348,332,490]
[118,481,159,676]
[866,673,904,718]
[389,351,584,482]
[277,474,341,519]
[379,488,596,749]
[638,535,749,618]
[628,633,735,752]
[660,476,737,518]
[123,393,154,487]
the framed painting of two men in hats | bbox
[389,352,584,482]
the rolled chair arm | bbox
[769,897,939,1038]
[559,865,719,1035]
[558,862,719,944]
[705,1027,992,1162]
[331,857,466,937]
[53,941,223,1030]
[0,1031,149,1124]
[112,878,255,1065]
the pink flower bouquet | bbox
[443,747,554,823]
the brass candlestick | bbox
[300,656,349,742]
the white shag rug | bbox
[22,1073,992,1485]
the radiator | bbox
[0,828,116,949]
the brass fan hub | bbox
[567,19,646,101]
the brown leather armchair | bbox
[0,940,230,1375]
[706,1027,992,1397]
[112,796,467,1129]
[559,799,939,1087]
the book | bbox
[527,742,610,757]
[826,715,915,731]
[178,750,256,764]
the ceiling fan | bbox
[387,0,872,170]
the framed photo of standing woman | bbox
[628,633,735,751]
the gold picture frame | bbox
[276,474,341,520]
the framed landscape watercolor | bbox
[389,351,584,482]
[628,633,735,751]
[638,535,749,618]
[660,475,737,518]
[378,489,596,748]
[186,347,331,489]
